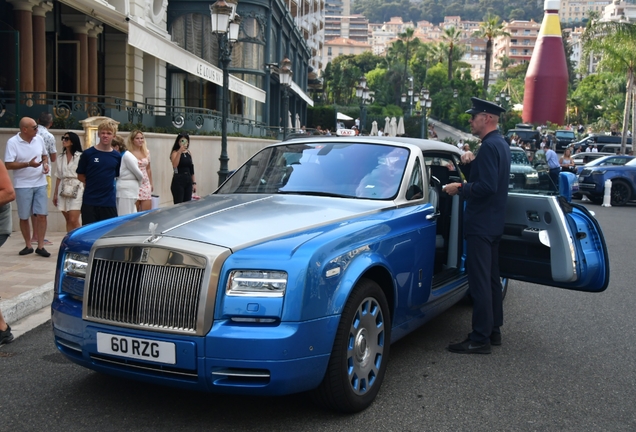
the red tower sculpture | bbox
[522,0,569,126]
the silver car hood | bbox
[103,194,389,250]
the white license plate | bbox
[96,333,176,365]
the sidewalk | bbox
[0,231,66,335]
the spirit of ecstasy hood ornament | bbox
[146,222,160,243]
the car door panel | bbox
[499,194,609,292]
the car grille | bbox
[509,173,526,188]
[86,257,205,333]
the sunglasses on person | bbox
[61,136,70,141]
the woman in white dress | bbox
[52,132,84,231]
[112,136,143,216]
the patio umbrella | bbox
[397,116,405,136]
[389,117,397,137]
[288,111,293,129]
[295,113,301,130]
[384,117,390,135]
[337,112,354,121]
[370,120,378,136]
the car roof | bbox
[281,135,464,156]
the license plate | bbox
[96,333,176,365]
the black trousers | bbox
[171,173,192,204]
[81,204,118,226]
[466,235,504,343]
[549,167,561,191]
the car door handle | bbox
[426,211,440,220]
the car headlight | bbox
[64,252,89,278]
[592,170,607,175]
[227,270,287,297]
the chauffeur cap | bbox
[465,97,506,116]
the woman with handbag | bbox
[128,130,154,211]
[53,132,84,231]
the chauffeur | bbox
[443,97,511,354]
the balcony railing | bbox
[0,91,283,139]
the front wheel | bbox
[611,180,632,206]
[312,279,391,413]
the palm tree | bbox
[584,20,636,154]
[441,26,463,80]
[397,27,416,98]
[475,14,509,96]
[495,55,514,78]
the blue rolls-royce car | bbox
[52,137,610,413]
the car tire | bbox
[610,180,632,206]
[312,278,391,413]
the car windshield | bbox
[511,150,531,165]
[626,158,636,166]
[588,155,634,167]
[217,142,410,200]
[556,131,575,139]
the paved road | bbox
[2,202,635,431]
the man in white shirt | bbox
[33,112,56,245]
[4,117,50,257]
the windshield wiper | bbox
[277,190,355,198]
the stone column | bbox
[32,1,54,101]
[87,24,103,97]
[64,16,93,95]
[8,0,40,93]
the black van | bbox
[573,134,632,151]
[506,128,541,148]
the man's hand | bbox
[29,157,42,168]
[461,151,475,164]
[443,182,462,196]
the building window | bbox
[328,47,332,55]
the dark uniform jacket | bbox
[460,130,511,237]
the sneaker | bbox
[447,337,491,354]
[35,247,51,258]
[0,325,14,345]
[490,332,502,346]
[19,247,34,255]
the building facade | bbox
[493,20,541,65]
[0,0,322,132]
[559,0,612,24]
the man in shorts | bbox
[4,117,50,257]
[77,120,121,224]
[32,112,56,245]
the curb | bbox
[0,281,53,324]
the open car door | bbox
[499,193,609,292]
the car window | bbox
[406,157,424,201]
[217,142,410,200]
[556,131,576,139]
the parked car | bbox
[506,128,541,149]
[51,137,610,413]
[555,130,577,151]
[577,155,636,205]
[573,134,632,152]
[572,152,614,173]
[510,146,540,188]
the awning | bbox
[128,20,266,103]
[291,82,314,107]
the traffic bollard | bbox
[602,179,612,207]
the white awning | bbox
[291,81,314,107]
[128,20,266,103]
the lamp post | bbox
[420,88,432,139]
[211,0,241,186]
[400,78,415,116]
[279,57,293,140]
[356,76,371,133]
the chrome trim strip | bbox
[91,355,198,378]
[211,369,271,378]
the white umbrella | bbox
[384,117,390,135]
[295,113,301,131]
[370,120,378,136]
[397,116,405,136]
[337,112,354,121]
[389,117,398,137]
[288,111,293,129]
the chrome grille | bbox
[87,259,205,332]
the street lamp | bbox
[420,88,432,139]
[279,57,293,140]
[356,76,371,133]
[211,0,241,186]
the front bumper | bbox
[52,297,338,396]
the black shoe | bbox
[0,325,14,345]
[35,248,51,258]
[19,247,34,256]
[447,338,491,354]
[490,332,502,346]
